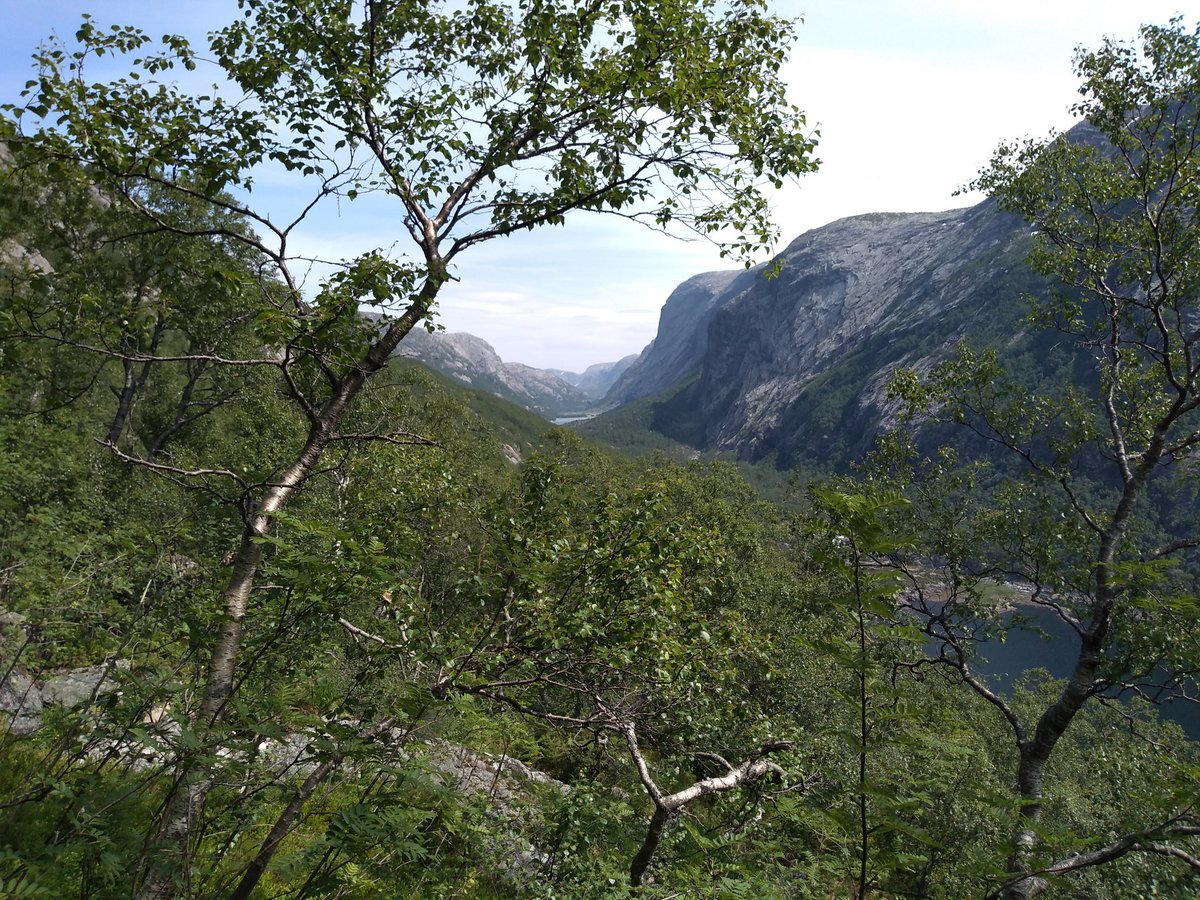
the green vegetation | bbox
[0,6,1199,900]
[390,358,557,458]
[0,0,816,893]
[576,390,701,460]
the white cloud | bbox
[7,1,1200,370]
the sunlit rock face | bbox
[394,329,593,418]
[602,198,1046,468]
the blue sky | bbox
[2,1,1197,369]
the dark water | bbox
[931,606,1200,740]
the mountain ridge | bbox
[585,199,1047,467]
[547,355,639,400]
[393,329,602,419]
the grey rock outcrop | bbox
[41,660,131,709]
[0,669,43,736]
[0,610,132,734]
[419,739,566,881]
[421,739,568,802]
[0,239,53,274]
[0,612,40,736]
[394,330,592,418]
[593,200,1041,467]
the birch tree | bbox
[3,1,816,894]
[893,19,1200,897]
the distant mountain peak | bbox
[548,355,639,400]
[394,329,598,418]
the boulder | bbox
[0,668,43,736]
[41,660,130,709]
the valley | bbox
[2,7,1200,900]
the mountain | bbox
[604,269,746,406]
[387,358,563,466]
[394,329,594,419]
[584,198,1050,468]
[548,355,639,400]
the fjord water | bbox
[963,605,1200,739]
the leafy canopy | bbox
[8,0,817,278]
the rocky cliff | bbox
[549,355,639,400]
[593,199,1048,467]
[394,329,593,418]
[604,269,748,405]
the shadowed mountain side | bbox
[589,199,1051,468]
[604,268,749,405]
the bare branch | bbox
[337,618,398,650]
[98,440,249,492]
[327,430,439,448]
[1144,842,1200,870]
[1143,536,1200,561]
[996,817,1200,897]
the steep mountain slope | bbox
[394,329,593,418]
[587,199,1048,468]
[549,355,639,400]
[387,358,561,464]
[604,269,748,405]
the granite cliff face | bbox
[395,330,593,418]
[596,199,1046,467]
[605,269,747,405]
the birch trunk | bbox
[135,274,443,899]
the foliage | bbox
[5,5,1200,899]
[881,19,1200,896]
[0,1,819,894]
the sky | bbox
[2,1,1199,370]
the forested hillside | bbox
[1,4,1199,899]
[392,329,594,419]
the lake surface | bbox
[927,605,1200,740]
